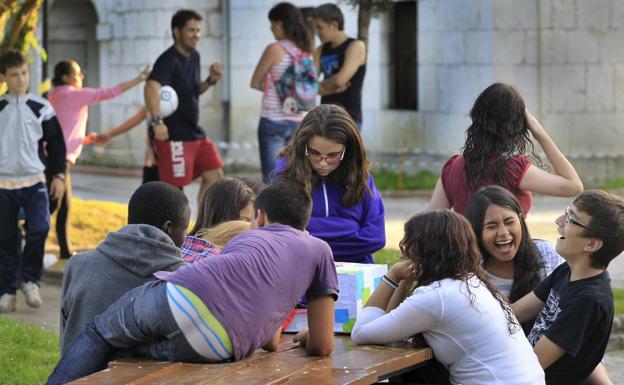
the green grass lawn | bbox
[0,316,59,385]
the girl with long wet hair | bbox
[275,104,385,263]
[352,210,545,385]
[428,82,583,215]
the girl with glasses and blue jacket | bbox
[275,104,385,263]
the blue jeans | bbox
[0,182,49,295]
[47,281,204,385]
[258,118,298,183]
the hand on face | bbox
[388,259,419,282]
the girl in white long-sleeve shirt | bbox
[351,210,544,385]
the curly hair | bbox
[277,104,370,206]
[400,210,520,334]
[463,83,540,189]
[464,185,543,303]
[268,2,313,52]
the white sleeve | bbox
[534,240,565,276]
[351,285,442,345]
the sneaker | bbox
[0,293,16,312]
[43,253,58,269]
[21,282,42,308]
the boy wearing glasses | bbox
[512,190,624,385]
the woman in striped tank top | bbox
[251,2,315,183]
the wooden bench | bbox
[69,334,432,385]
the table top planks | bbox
[68,334,432,385]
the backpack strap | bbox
[277,40,298,60]
[265,41,299,95]
[265,41,290,92]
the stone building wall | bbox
[416,0,624,184]
[36,0,624,183]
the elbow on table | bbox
[350,327,367,345]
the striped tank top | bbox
[261,40,308,122]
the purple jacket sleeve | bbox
[307,176,386,262]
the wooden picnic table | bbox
[69,334,432,385]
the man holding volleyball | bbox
[145,9,224,199]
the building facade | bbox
[35,0,624,184]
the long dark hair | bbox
[400,210,519,334]
[464,185,543,303]
[278,104,370,206]
[189,178,255,236]
[268,2,313,52]
[52,60,75,86]
[463,83,540,189]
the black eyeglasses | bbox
[564,207,589,230]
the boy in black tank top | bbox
[311,4,366,129]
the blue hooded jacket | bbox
[275,158,386,263]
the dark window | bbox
[390,1,417,110]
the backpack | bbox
[268,41,318,114]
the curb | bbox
[42,268,64,286]
[608,333,624,352]
[72,164,142,177]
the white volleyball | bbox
[159,85,179,118]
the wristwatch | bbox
[149,116,163,127]
[53,173,66,181]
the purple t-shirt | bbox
[155,223,338,360]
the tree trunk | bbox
[0,0,19,42]
[1,0,41,54]
[357,0,372,55]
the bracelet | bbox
[381,275,399,289]
[206,76,217,86]
[149,116,163,127]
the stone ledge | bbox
[608,334,624,352]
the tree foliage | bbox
[340,0,394,48]
[0,0,44,94]
[0,0,45,57]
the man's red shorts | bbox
[153,138,224,187]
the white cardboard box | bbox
[285,262,388,334]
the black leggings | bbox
[47,166,72,260]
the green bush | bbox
[371,169,437,191]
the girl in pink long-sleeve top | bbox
[47,60,149,260]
